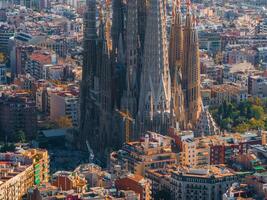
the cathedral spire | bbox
[182,0,202,128]
[185,0,192,28]
[169,0,185,129]
[117,33,125,65]
[80,0,113,158]
[138,0,171,135]
[121,0,139,118]
[104,0,112,52]
[111,0,125,52]
[137,0,149,53]
[169,0,183,85]
[79,0,98,149]
[98,2,104,39]
[84,0,97,41]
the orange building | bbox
[51,171,87,193]
[115,174,151,200]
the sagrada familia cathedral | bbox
[79,0,207,159]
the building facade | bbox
[50,91,79,127]
[169,0,185,129]
[110,132,178,176]
[138,0,171,135]
[0,91,37,140]
[146,165,238,200]
[182,2,202,128]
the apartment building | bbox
[110,132,178,176]
[50,91,79,127]
[147,165,238,200]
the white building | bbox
[50,91,79,127]
[147,165,238,200]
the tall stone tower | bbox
[137,0,149,53]
[138,0,171,135]
[121,0,139,118]
[169,0,185,129]
[182,0,202,128]
[104,0,112,52]
[111,0,126,109]
[80,0,98,150]
[111,0,125,52]
[96,7,113,152]
[79,0,113,157]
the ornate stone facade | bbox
[138,0,171,135]
[169,0,185,129]
[182,1,202,128]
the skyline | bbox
[0,0,267,199]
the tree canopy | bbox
[210,98,267,133]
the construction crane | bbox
[116,109,134,143]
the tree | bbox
[234,123,250,133]
[249,97,262,106]
[222,101,228,118]
[218,106,223,116]
[56,116,72,128]
[251,105,264,120]
[246,106,253,119]
[210,99,267,133]
[249,118,265,130]
[221,118,233,131]
[238,101,247,116]
[226,103,234,117]
[234,116,247,126]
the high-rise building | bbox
[169,0,185,129]
[138,0,171,135]
[182,0,202,128]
